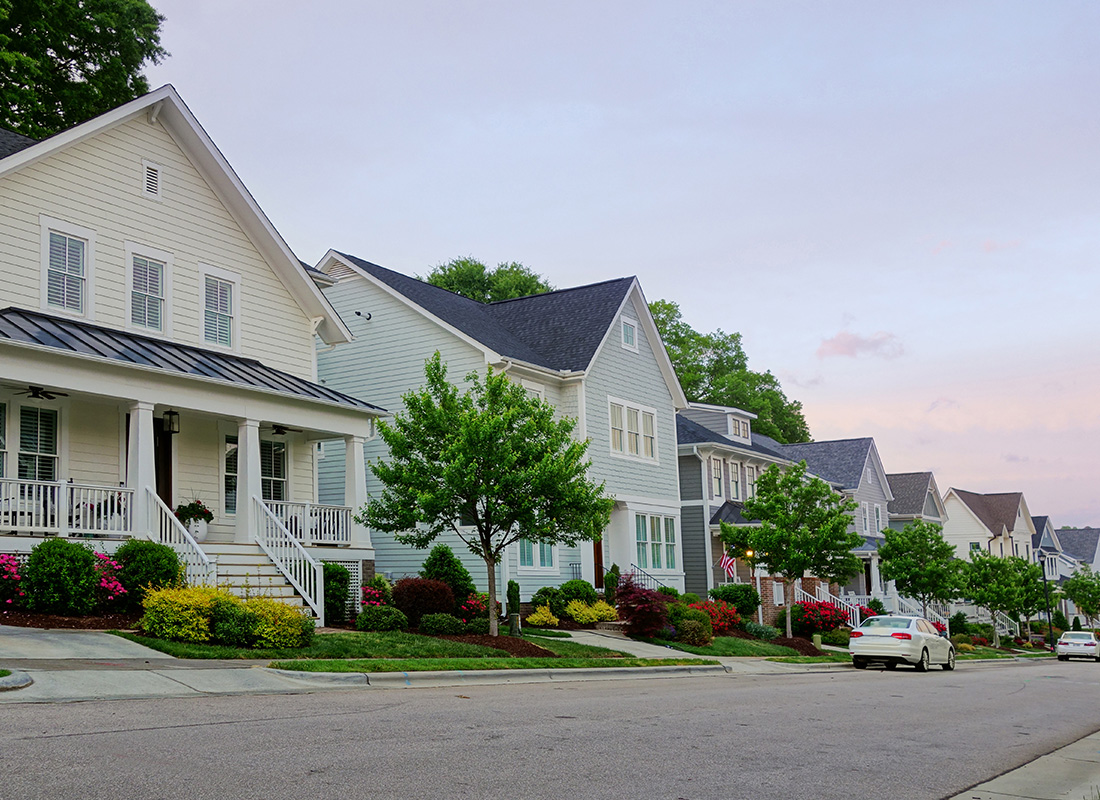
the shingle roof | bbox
[1056,528,1100,564]
[1031,515,1050,550]
[710,501,757,526]
[0,307,383,411]
[676,415,786,459]
[336,253,634,372]
[887,472,932,515]
[0,127,37,159]
[775,438,874,490]
[951,489,1024,535]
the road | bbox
[3,659,1100,800]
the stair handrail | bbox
[146,488,216,586]
[626,564,670,591]
[252,496,324,627]
[993,610,1020,639]
[814,583,863,628]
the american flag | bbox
[718,551,736,578]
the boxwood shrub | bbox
[356,605,409,632]
[23,539,98,615]
[419,612,465,635]
[114,539,181,610]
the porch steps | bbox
[200,543,307,612]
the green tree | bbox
[0,0,168,138]
[1063,565,1100,629]
[1008,557,1046,637]
[649,299,810,443]
[357,352,613,635]
[963,552,1024,647]
[720,461,862,637]
[421,257,553,303]
[878,521,961,619]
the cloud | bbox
[926,397,959,413]
[783,372,824,389]
[816,331,904,360]
[932,240,954,255]
[983,239,1021,253]
[1002,453,1030,463]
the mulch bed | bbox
[431,634,557,658]
[773,637,826,657]
[0,608,143,630]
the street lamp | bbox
[1039,548,1054,649]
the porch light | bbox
[164,409,181,434]
[744,550,754,558]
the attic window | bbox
[142,159,162,199]
[621,318,639,352]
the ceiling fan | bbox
[15,386,69,400]
[263,423,303,436]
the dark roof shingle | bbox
[951,489,1024,535]
[887,472,933,515]
[1055,528,1100,563]
[676,415,786,459]
[775,438,874,490]
[0,127,37,160]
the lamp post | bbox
[1039,548,1054,649]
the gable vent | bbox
[142,160,162,199]
[327,262,358,280]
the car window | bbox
[1062,632,1095,641]
[917,620,934,635]
[860,617,912,630]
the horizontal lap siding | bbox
[680,504,709,596]
[66,401,121,485]
[679,454,702,501]
[0,117,316,380]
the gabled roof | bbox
[887,472,933,515]
[0,86,352,346]
[1056,528,1100,564]
[711,501,756,526]
[676,414,786,460]
[0,307,383,412]
[776,437,876,492]
[0,127,36,159]
[949,489,1025,536]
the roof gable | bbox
[676,414,786,460]
[887,472,938,516]
[1056,528,1100,564]
[777,437,877,492]
[949,489,1027,537]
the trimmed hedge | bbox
[322,562,351,625]
[114,539,181,610]
[141,587,315,647]
[419,613,466,635]
[356,605,409,632]
[23,539,97,615]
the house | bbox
[1031,515,1082,580]
[0,86,385,623]
[311,253,688,599]
[886,472,947,532]
[1053,527,1100,573]
[940,489,1036,561]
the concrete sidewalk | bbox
[947,729,1100,800]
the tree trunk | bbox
[486,556,498,637]
[785,578,794,639]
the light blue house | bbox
[311,253,688,599]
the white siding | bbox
[941,495,993,558]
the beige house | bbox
[0,87,384,623]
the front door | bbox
[594,539,605,589]
[153,416,173,508]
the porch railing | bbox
[263,500,352,546]
[0,478,134,537]
[812,583,864,628]
[146,488,216,586]
[626,564,670,591]
[993,610,1020,639]
[252,496,324,626]
[895,595,949,627]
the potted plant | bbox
[174,499,214,542]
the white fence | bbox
[0,478,135,537]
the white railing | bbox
[0,478,134,537]
[252,496,324,626]
[263,500,351,546]
[146,488,216,586]
[894,595,948,627]
[814,584,864,628]
[993,610,1020,639]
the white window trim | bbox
[607,396,658,463]
[124,241,174,337]
[141,158,164,201]
[634,512,681,573]
[729,460,741,500]
[620,316,639,353]
[40,215,96,321]
[521,379,545,401]
[516,539,558,575]
[710,457,723,499]
[199,264,241,352]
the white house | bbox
[0,87,384,623]
[941,489,1036,561]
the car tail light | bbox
[890,632,912,640]
[850,631,863,638]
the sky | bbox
[144,1,1100,526]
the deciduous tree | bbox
[421,257,553,303]
[879,521,961,619]
[963,552,1029,647]
[1062,565,1100,629]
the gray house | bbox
[886,472,947,532]
[311,252,688,599]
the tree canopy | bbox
[962,552,1042,647]
[649,299,811,444]
[1062,565,1100,629]
[356,352,613,635]
[421,257,553,304]
[0,0,168,138]
[720,460,862,637]
[878,520,961,619]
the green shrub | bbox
[1073,616,1083,631]
[949,611,970,636]
[141,586,224,642]
[708,584,760,618]
[392,578,455,628]
[419,613,466,635]
[1052,609,1069,632]
[677,618,713,646]
[365,573,393,605]
[971,622,996,641]
[680,592,701,606]
[322,562,351,625]
[23,538,97,615]
[743,621,779,641]
[657,586,680,599]
[531,586,564,617]
[951,633,973,646]
[210,595,259,647]
[560,579,599,606]
[356,605,408,632]
[526,605,559,627]
[419,545,476,612]
[113,540,181,610]
[604,564,620,607]
[680,607,714,635]
[507,580,521,618]
[821,628,850,647]
[866,597,888,616]
[464,618,490,635]
[245,597,315,648]
[667,602,688,627]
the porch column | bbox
[869,554,883,600]
[235,419,262,543]
[344,435,370,549]
[127,401,156,538]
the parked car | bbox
[1055,631,1100,662]
[849,615,955,671]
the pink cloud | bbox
[983,239,1021,253]
[816,331,904,360]
[932,240,954,255]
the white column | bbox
[235,419,262,543]
[127,401,156,537]
[869,554,883,600]
[344,434,370,549]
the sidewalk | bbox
[946,729,1100,800]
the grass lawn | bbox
[522,628,571,638]
[270,656,717,673]
[526,635,631,658]
[644,636,800,657]
[0,669,10,678]
[957,647,1052,660]
[768,653,852,664]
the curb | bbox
[0,670,33,691]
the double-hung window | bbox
[621,318,638,352]
[131,255,165,331]
[224,436,286,513]
[47,232,86,313]
[519,539,554,570]
[710,458,723,498]
[18,407,58,481]
[664,517,677,570]
[609,399,657,461]
[204,275,234,347]
[730,461,740,500]
[636,513,677,571]
[874,504,882,534]
[745,465,756,498]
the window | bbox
[635,514,649,569]
[18,407,58,481]
[224,436,286,513]
[874,504,882,534]
[773,581,785,606]
[745,465,756,498]
[519,538,554,570]
[608,398,657,461]
[742,420,749,439]
[664,517,677,570]
[131,255,165,331]
[636,513,677,571]
[47,231,86,313]
[730,461,740,500]
[0,403,6,477]
[861,502,869,534]
[969,541,981,552]
[731,419,741,437]
[710,458,723,498]
[204,275,234,347]
[621,318,638,352]
[650,516,662,569]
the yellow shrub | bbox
[591,600,618,621]
[526,604,559,627]
[957,642,975,653]
[141,586,228,643]
[565,599,600,624]
[244,597,316,648]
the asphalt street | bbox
[3,658,1100,800]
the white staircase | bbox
[201,542,308,612]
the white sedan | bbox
[1056,631,1100,661]
[849,615,955,671]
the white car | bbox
[849,615,955,671]
[1056,631,1100,661]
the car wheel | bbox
[942,648,955,671]
[884,662,897,670]
[1058,655,1067,661]
[853,656,867,669]
[915,649,930,672]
